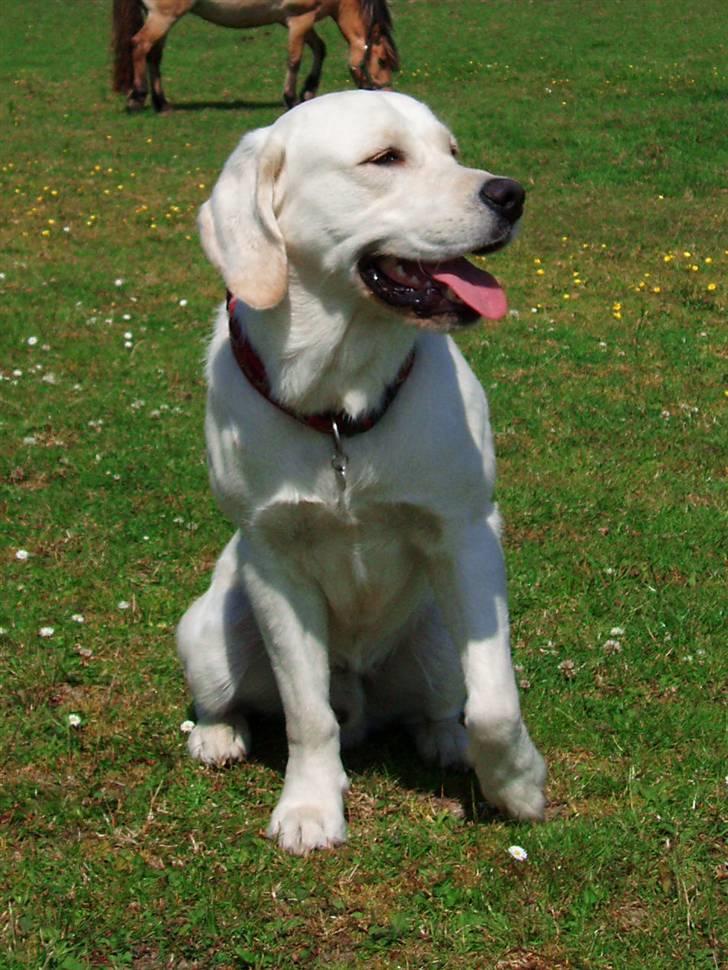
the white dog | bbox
[177,90,546,855]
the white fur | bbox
[177,91,546,855]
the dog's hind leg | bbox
[176,531,277,765]
[366,599,470,769]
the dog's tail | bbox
[111,0,143,92]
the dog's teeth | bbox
[396,262,423,287]
[380,258,419,288]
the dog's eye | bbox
[365,148,405,166]
[450,140,459,158]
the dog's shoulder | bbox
[407,333,492,451]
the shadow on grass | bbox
[246,713,498,824]
[169,99,283,112]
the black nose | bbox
[479,177,525,224]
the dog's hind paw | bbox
[187,719,250,766]
[412,717,469,769]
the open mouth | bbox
[358,253,508,326]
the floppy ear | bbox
[198,127,287,310]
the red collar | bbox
[227,292,415,437]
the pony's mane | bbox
[362,0,393,31]
[362,0,399,71]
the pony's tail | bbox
[112,0,143,92]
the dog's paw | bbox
[412,717,469,769]
[471,731,547,821]
[187,719,250,766]
[486,772,547,821]
[266,798,347,855]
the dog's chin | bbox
[357,246,509,332]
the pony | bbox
[111,0,399,112]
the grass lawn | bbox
[1,0,725,966]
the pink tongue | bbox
[430,257,508,320]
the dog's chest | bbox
[256,499,440,656]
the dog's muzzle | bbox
[479,178,525,225]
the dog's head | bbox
[199,91,524,330]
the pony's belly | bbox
[191,0,320,29]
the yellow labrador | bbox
[177,91,546,854]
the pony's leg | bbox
[176,531,279,765]
[129,11,176,110]
[148,35,171,113]
[282,11,317,109]
[300,27,327,102]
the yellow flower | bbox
[707,283,717,292]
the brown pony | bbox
[112,0,398,112]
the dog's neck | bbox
[240,271,418,420]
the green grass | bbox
[1,0,726,967]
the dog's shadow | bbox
[245,713,496,824]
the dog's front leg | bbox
[430,509,547,821]
[242,556,349,855]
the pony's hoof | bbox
[152,97,173,114]
[126,91,147,112]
